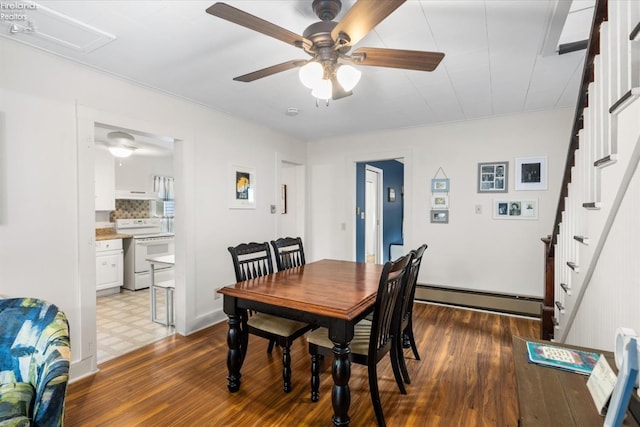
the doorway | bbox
[278,160,306,240]
[365,165,383,264]
[94,123,176,363]
[356,159,404,264]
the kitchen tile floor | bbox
[97,288,175,363]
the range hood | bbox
[115,189,159,200]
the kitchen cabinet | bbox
[96,239,123,296]
[95,145,115,211]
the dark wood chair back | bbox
[400,244,427,326]
[228,242,274,282]
[369,252,413,361]
[270,237,306,271]
[395,244,428,384]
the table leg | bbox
[331,341,351,426]
[150,263,156,321]
[226,312,244,392]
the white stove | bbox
[116,218,175,290]
[115,218,173,237]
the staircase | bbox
[544,0,640,350]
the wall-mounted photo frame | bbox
[431,209,449,224]
[229,164,256,209]
[478,161,508,193]
[493,199,538,220]
[431,178,450,193]
[515,156,548,190]
[281,184,287,214]
[431,194,449,209]
[388,187,396,202]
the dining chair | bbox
[395,243,427,384]
[228,241,312,393]
[270,237,306,271]
[307,252,414,427]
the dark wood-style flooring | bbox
[65,303,540,426]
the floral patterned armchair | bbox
[0,298,71,426]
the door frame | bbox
[275,153,306,241]
[76,104,191,378]
[348,150,412,262]
[365,165,383,264]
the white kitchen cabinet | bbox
[95,145,115,211]
[96,239,123,295]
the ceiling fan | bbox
[205,0,445,101]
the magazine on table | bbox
[526,341,600,375]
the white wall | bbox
[0,38,305,379]
[307,109,572,298]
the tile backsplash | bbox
[110,200,150,221]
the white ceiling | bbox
[94,123,175,157]
[1,0,595,141]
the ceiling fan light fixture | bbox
[299,61,324,89]
[108,145,136,158]
[311,78,333,100]
[336,64,361,92]
[107,131,137,158]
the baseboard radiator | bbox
[415,284,542,318]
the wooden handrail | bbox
[543,0,608,340]
[550,0,608,247]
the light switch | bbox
[475,205,482,214]
[270,205,276,214]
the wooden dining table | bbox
[217,259,384,426]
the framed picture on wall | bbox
[229,164,256,209]
[515,156,548,190]
[478,161,508,193]
[431,178,450,192]
[431,194,449,209]
[281,184,287,214]
[431,209,449,224]
[493,199,538,220]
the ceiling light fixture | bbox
[299,61,361,102]
[107,131,137,158]
[336,65,361,92]
[311,78,333,100]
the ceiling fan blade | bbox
[331,0,406,48]
[331,76,353,100]
[233,60,306,82]
[206,3,309,49]
[352,48,444,71]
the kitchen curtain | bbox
[153,175,174,201]
[153,175,174,233]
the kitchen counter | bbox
[96,227,133,241]
[96,233,133,241]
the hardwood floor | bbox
[65,302,540,426]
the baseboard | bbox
[415,284,542,318]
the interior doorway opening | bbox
[365,165,383,264]
[278,160,306,241]
[94,123,176,363]
[356,159,404,264]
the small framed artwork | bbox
[229,164,256,209]
[515,156,548,190]
[281,184,287,214]
[388,187,396,202]
[431,178,450,193]
[431,194,449,209]
[478,161,508,193]
[431,209,449,224]
[493,199,538,220]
